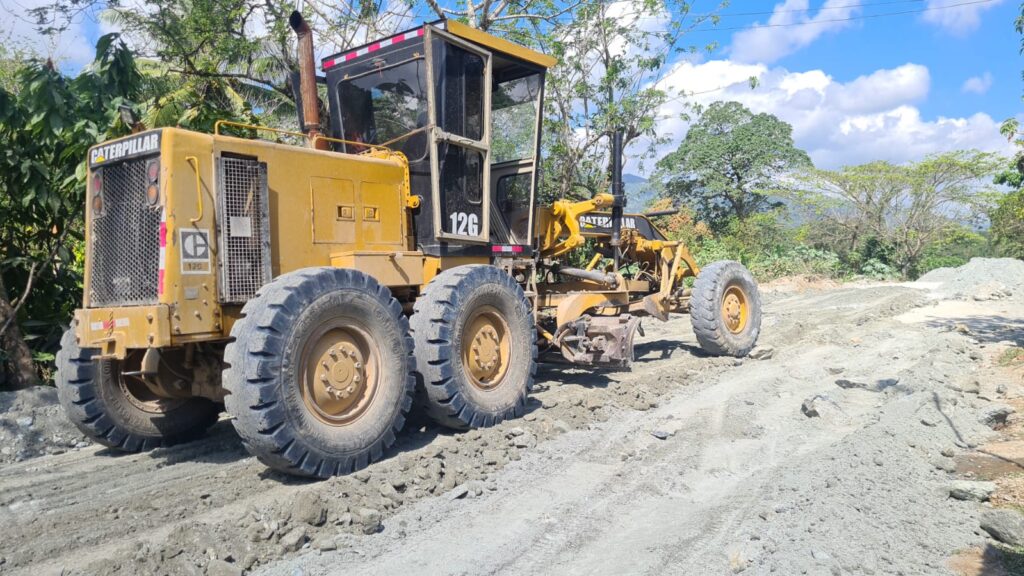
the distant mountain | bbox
[621,174,658,211]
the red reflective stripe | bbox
[158,269,165,296]
[159,222,167,247]
[324,27,425,70]
[491,245,525,253]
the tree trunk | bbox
[0,274,39,390]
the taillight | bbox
[145,159,160,205]
[91,169,104,216]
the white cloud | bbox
[1,0,98,70]
[728,0,861,64]
[648,59,1013,170]
[962,72,994,95]
[922,0,1005,36]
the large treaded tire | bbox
[54,328,220,452]
[690,260,762,357]
[222,267,415,478]
[410,265,536,430]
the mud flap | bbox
[554,314,641,367]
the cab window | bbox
[338,59,429,161]
[491,74,541,164]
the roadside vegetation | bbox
[1,0,1024,389]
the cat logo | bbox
[180,228,211,274]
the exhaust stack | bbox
[289,11,328,150]
[609,129,626,271]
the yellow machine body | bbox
[76,128,432,357]
[74,21,698,364]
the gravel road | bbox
[1,263,1022,576]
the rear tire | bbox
[690,260,762,357]
[222,267,415,477]
[411,265,536,430]
[55,327,220,452]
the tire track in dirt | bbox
[260,284,1013,576]
[0,284,973,576]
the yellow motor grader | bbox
[55,13,761,477]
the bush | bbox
[748,245,844,280]
[858,258,899,280]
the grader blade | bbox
[642,293,671,322]
[554,314,641,367]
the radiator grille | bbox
[216,157,271,303]
[89,159,161,307]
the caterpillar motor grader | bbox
[55,12,762,477]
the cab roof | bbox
[321,19,556,72]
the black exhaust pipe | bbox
[609,129,626,271]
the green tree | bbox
[654,101,811,228]
[534,0,727,202]
[992,2,1024,256]
[802,151,1004,277]
[0,34,144,389]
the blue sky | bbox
[637,0,1022,168]
[5,0,1021,169]
[705,0,1021,122]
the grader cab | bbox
[55,14,762,477]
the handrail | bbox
[214,120,306,139]
[377,124,433,148]
[185,156,203,225]
[214,119,396,155]
[311,134,391,154]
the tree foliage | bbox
[0,34,143,387]
[654,101,811,228]
[800,151,1004,277]
[535,0,726,202]
[991,2,1024,256]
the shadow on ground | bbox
[924,316,1024,345]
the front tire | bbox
[690,260,762,357]
[55,328,220,452]
[411,265,536,430]
[222,267,415,477]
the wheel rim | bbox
[300,320,379,426]
[721,285,749,334]
[115,355,185,414]
[461,305,511,390]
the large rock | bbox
[980,508,1024,546]
[292,492,326,526]
[979,405,1015,429]
[801,394,840,418]
[205,559,242,576]
[279,526,308,552]
[948,480,995,502]
[357,508,382,534]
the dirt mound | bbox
[761,275,842,294]
[916,257,1024,301]
[0,386,89,463]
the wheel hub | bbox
[462,308,511,390]
[318,342,365,401]
[302,325,378,425]
[472,326,501,374]
[722,286,748,334]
